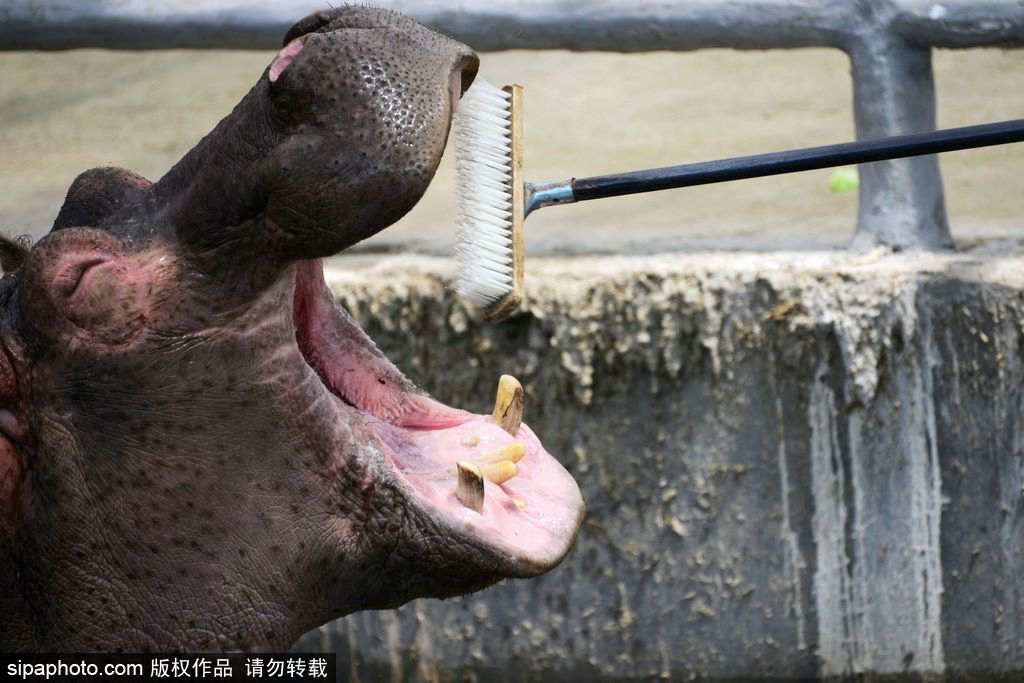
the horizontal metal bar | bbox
[892,0,1024,48]
[0,0,856,51]
[1,0,1021,51]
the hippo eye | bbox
[0,235,29,274]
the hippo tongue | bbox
[292,259,584,572]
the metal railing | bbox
[2,0,1022,250]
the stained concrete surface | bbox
[1,48,1021,252]
[292,250,1024,679]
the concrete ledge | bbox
[297,250,1024,680]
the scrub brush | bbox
[452,79,1024,320]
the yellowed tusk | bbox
[492,375,524,435]
[479,460,517,485]
[512,498,528,510]
[455,461,484,513]
[476,442,525,466]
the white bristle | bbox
[453,80,515,309]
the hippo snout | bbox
[164,6,481,270]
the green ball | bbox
[829,167,859,193]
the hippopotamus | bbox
[0,7,583,652]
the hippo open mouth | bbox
[292,259,583,573]
[0,6,583,653]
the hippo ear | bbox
[52,167,152,232]
[0,235,30,274]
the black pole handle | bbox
[570,118,1024,202]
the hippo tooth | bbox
[492,375,524,435]
[476,442,525,465]
[479,460,517,485]
[512,498,528,510]
[455,461,485,513]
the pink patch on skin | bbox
[0,410,25,441]
[0,344,21,527]
[0,436,19,527]
[269,36,307,83]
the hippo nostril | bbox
[282,11,333,47]
[450,54,479,114]
[457,54,480,98]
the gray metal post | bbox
[847,37,952,251]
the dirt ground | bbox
[0,47,1020,253]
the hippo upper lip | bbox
[292,258,470,429]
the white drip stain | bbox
[990,302,1022,658]
[852,295,943,672]
[809,293,945,676]
[775,393,807,652]
[809,360,861,675]
[768,351,808,653]
[414,602,440,683]
[908,317,945,671]
[382,611,404,683]
[345,619,361,683]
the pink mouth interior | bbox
[292,260,583,569]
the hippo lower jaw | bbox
[292,260,584,576]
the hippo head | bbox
[0,8,583,651]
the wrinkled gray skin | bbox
[0,8,559,652]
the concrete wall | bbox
[294,251,1024,680]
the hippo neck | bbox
[4,533,299,652]
[153,81,280,237]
